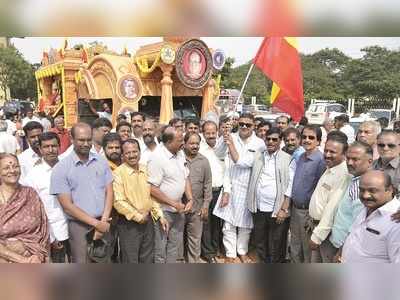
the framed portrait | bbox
[175,39,213,90]
[116,74,143,104]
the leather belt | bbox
[292,202,309,210]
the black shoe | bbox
[202,256,218,263]
[209,257,218,263]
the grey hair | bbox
[360,120,381,135]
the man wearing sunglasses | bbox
[372,130,400,192]
[213,113,265,263]
[290,125,326,263]
[246,127,296,263]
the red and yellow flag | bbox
[254,37,304,122]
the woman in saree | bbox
[0,153,49,263]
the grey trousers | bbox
[154,211,185,263]
[290,207,312,263]
[68,220,91,263]
[118,217,154,263]
[184,212,203,263]
[311,238,338,263]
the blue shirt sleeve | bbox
[49,161,71,195]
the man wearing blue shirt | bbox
[290,125,326,263]
[50,122,114,263]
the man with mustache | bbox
[309,131,351,263]
[372,130,400,192]
[23,132,69,263]
[18,121,43,182]
[183,132,212,263]
[140,119,159,165]
[246,127,296,263]
[342,170,400,263]
[131,112,146,150]
[147,126,194,263]
[356,120,381,160]
[102,133,122,171]
[290,125,326,263]
[50,123,114,263]
[282,127,304,163]
[213,113,265,263]
[199,120,225,263]
[329,141,373,262]
[113,139,167,263]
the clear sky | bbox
[11,37,400,66]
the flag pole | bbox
[234,63,255,112]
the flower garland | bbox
[135,53,161,74]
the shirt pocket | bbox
[361,230,387,258]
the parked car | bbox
[306,102,347,125]
[242,104,269,115]
[367,109,396,129]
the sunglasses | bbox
[377,143,398,149]
[266,137,279,142]
[302,135,316,140]
[239,122,253,128]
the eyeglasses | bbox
[266,137,279,142]
[239,122,253,128]
[377,143,398,149]
[302,135,316,140]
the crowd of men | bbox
[1,107,400,263]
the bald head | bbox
[71,122,92,139]
[162,126,184,155]
[359,170,393,212]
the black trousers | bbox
[201,189,223,259]
[253,211,290,263]
[117,216,154,263]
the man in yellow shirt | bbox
[113,139,168,263]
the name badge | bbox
[322,183,331,191]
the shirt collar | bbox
[305,149,322,161]
[123,163,146,175]
[377,198,400,216]
[161,144,179,159]
[264,149,278,159]
[27,147,40,159]
[326,160,347,175]
[71,150,97,166]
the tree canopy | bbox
[220,46,400,106]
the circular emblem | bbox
[212,49,226,71]
[160,45,176,64]
[116,74,143,105]
[175,39,213,89]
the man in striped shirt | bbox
[329,141,374,261]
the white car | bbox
[306,103,347,125]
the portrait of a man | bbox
[186,50,205,80]
[121,78,138,99]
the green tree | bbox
[0,45,36,101]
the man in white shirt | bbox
[147,126,194,263]
[199,120,225,263]
[21,109,41,127]
[334,114,355,144]
[342,170,400,263]
[18,121,43,182]
[131,112,146,150]
[23,132,69,263]
[38,112,52,132]
[0,120,21,154]
[309,130,351,263]
[140,119,158,165]
[213,113,265,263]
[246,127,296,263]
